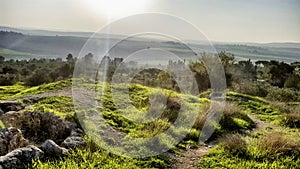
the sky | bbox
[1,0,300,42]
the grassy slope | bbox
[3,80,297,168]
[0,79,72,101]
[0,48,31,56]
[199,92,300,169]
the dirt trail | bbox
[171,113,274,169]
[171,145,210,169]
[247,114,276,133]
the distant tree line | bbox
[1,51,299,101]
[0,53,75,86]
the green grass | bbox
[199,128,300,169]
[2,80,296,168]
[31,137,172,169]
[0,82,27,100]
[25,96,74,119]
[0,48,31,56]
[0,79,72,101]
[227,91,282,125]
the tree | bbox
[66,53,74,63]
[0,56,4,63]
[268,61,293,87]
[25,70,51,86]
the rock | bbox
[0,128,29,156]
[0,112,22,130]
[0,101,24,113]
[61,136,87,149]
[40,140,68,158]
[0,111,77,144]
[0,145,43,169]
[70,128,84,137]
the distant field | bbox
[0,48,31,56]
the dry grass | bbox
[220,134,247,156]
[223,102,240,117]
[258,132,300,157]
[193,103,210,130]
[272,102,300,128]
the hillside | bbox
[0,79,299,168]
[0,28,299,62]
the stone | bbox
[70,128,84,137]
[40,140,68,158]
[0,111,77,144]
[61,136,87,149]
[0,127,29,156]
[0,145,43,169]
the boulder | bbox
[61,136,87,149]
[0,145,43,169]
[40,140,68,158]
[0,128,29,156]
[0,111,77,144]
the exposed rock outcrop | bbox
[0,145,43,169]
[40,140,68,158]
[61,136,87,149]
[0,111,77,144]
[0,128,29,156]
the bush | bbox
[25,70,51,86]
[231,81,268,97]
[266,87,300,102]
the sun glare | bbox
[84,0,150,19]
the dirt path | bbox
[171,144,210,169]
[247,114,275,133]
[171,113,274,169]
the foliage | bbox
[0,56,74,86]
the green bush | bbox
[266,87,300,102]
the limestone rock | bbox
[40,140,68,158]
[0,128,29,156]
[0,145,43,169]
[61,136,87,149]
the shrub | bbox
[25,70,51,86]
[231,81,268,97]
[266,87,300,102]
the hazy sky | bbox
[1,0,300,42]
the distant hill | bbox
[0,26,93,38]
[0,26,299,62]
